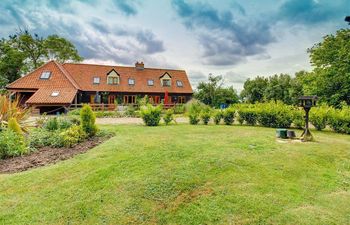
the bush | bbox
[140,104,162,126]
[200,106,212,125]
[213,110,223,125]
[28,128,64,148]
[0,129,28,159]
[44,117,59,131]
[57,117,73,129]
[186,99,203,125]
[7,117,23,135]
[293,109,305,129]
[328,106,350,134]
[68,108,81,116]
[163,109,175,125]
[173,104,185,114]
[80,105,98,136]
[237,106,258,126]
[309,105,330,131]
[223,107,235,125]
[256,102,293,128]
[59,125,87,147]
[124,105,137,117]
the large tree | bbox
[195,74,239,107]
[240,76,268,103]
[307,29,350,106]
[0,30,83,87]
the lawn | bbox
[0,125,350,225]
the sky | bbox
[0,0,349,91]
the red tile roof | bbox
[62,63,193,94]
[26,88,77,105]
[7,61,193,105]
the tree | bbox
[240,76,268,103]
[44,35,83,63]
[307,29,350,107]
[264,74,292,104]
[0,39,25,87]
[195,74,239,107]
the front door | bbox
[90,95,95,104]
[108,95,115,104]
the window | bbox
[51,91,60,97]
[147,79,154,86]
[162,79,171,87]
[178,96,185,103]
[40,71,51,79]
[176,80,183,87]
[108,76,119,85]
[123,95,136,104]
[128,78,135,85]
[93,77,100,84]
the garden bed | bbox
[0,135,112,174]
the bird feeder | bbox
[298,96,318,141]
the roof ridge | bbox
[53,61,80,90]
[63,62,186,72]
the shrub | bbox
[173,104,185,114]
[59,125,87,147]
[28,128,64,148]
[256,102,293,128]
[328,106,350,134]
[7,118,23,135]
[124,105,137,117]
[67,108,81,116]
[223,107,235,125]
[140,104,162,126]
[213,110,223,125]
[186,99,203,125]
[200,107,212,125]
[293,109,305,129]
[237,106,258,126]
[0,129,28,159]
[309,105,330,131]
[44,117,59,131]
[57,117,73,129]
[80,104,98,136]
[163,109,175,125]
[35,113,48,128]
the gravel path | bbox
[96,117,188,125]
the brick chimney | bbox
[135,61,144,70]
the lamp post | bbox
[298,96,318,142]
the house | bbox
[6,61,193,114]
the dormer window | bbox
[107,69,120,85]
[40,71,51,79]
[128,78,135,85]
[176,80,183,87]
[51,91,59,97]
[162,79,171,87]
[160,72,172,87]
[93,77,100,84]
[147,79,154,86]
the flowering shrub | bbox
[140,104,162,126]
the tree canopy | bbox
[0,30,83,89]
[195,74,239,107]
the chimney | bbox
[135,61,144,70]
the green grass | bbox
[1,125,350,225]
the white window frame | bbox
[176,80,183,87]
[147,79,154,86]
[40,71,51,79]
[128,78,135,85]
[93,77,100,84]
[51,91,60,97]
[162,79,171,87]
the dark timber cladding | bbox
[6,60,193,113]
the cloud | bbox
[187,70,207,87]
[171,0,275,66]
[112,0,138,16]
[276,0,348,25]
[225,71,250,84]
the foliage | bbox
[0,129,28,158]
[68,108,81,116]
[223,107,235,125]
[7,117,23,135]
[140,104,162,126]
[173,104,185,114]
[57,117,74,129]
[240,76,268,103]
[94,111,122,118]
[256,102,294,128]
[293,108,305,129]
[44,117,59,131]
[200,106,212,125]
[186,99,203,125]
[0,95,30,131]
[194,74,239,107]
[80,104,98,136]
[124,105,138,117]
[328,106,350,134]
[59,125,87,147]
[307,29,350,107]
[309,104,330,131]
[28,128,64,148]
[163,109,175,125]
[237,105,258,126]
[213,109,223,125]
